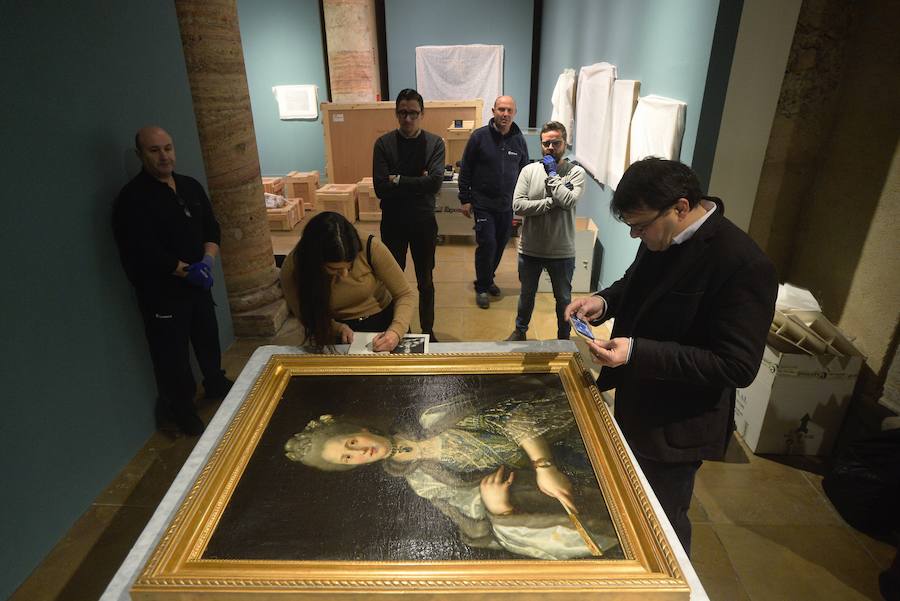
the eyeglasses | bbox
[396,110,421,119]
[620,205,675,233]
[540,139,565,148]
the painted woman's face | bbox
[321,430,391,466]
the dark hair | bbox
[292,211,361,348]
[395,88,424,113]
[134,132,142,151]
[611,157,702,218]
[540,120,567,141]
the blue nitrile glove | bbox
[186,261,214,290]
[542,155,558,177]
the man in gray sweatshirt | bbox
[506,121,585,341]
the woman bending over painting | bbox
[280,211,416,352]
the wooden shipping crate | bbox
[358,211,382,222]
[446,121,475,169]
[356,176,381,217]
[284,170,319,211]
[317,183,358,222]
[266,198,302,231]
[261,177,284,195]
[321,100,482,184]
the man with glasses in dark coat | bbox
[566,158,777,556]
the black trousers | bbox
[380,212,437,333]
[336,301,395,337]
[635,455,702,556]
[138,290,226,409]
[473,208,512,293]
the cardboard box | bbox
[317,183,358,223]
[735,345,863,455]
[536,217,598,293]
[356,177,381,219]
[284,170,319,212]
[266,197,302,231]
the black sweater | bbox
[372,129,445,216]
[112,170,221,301]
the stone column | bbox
[322,0,381,102]
[175,0,287,337]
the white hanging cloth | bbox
[606,80,641,190]
[574,62,617,184]
[415,44,503,127]
[550,68,576,145]
[629,94,687,164]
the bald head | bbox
[134,126,176,182]
[491,96,517,135]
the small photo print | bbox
[348,333,430,355]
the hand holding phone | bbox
[570,315,595,341]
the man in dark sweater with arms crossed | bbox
[373,89,445,340]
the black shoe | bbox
[476,292,490,309]
[427,331,439,343]
[204,377,234,400]
[473,280,501,296]
[506,329,526,341]
[156,398,205,436]
[557,333,570,340]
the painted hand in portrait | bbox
[203,373,622,562]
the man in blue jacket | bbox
[458,96,529,309]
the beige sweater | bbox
[280,235,417,339]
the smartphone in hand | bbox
[570,315,595,341]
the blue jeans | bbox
[473,208,513,293]
[515,254,575,338]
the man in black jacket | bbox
[373,89,445,340]
[458,96,529,309]
[113,126,232,436]
[566,158,777,555]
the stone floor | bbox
[10,225,895,600]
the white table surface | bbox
[101,341,708,600]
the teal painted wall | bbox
[238,0,329,177]
[385,0,535,122]
[536,0,727,288]
[0,2,233,597]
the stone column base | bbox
[231,298,289,338]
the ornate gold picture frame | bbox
[132,353,689,599]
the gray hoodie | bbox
[512,159,586,258]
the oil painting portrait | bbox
[203,372,623,562]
